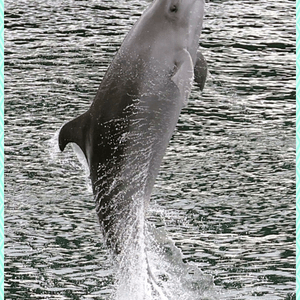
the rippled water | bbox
[5,0,295,299]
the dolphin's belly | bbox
[120,84,182,204]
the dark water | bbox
[5,0,295,299]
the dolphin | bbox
[58,0,207,253]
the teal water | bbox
[5,0,295,299]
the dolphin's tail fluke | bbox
[58,111,90,160]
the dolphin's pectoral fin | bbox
[58,111,90,160]
[171,49,194,105]
[194,50,207,91]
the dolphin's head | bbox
[163,0,203,24]
[150,0,205,63]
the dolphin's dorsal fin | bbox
[194,50,207,91]
[58,111,90,161]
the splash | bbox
[111,206,216,300]
[50,131,217,299]
[46,129,62,162]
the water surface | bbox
[5,0,295,299]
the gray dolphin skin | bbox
[59,0,207,253]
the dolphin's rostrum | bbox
[59,0,207,254]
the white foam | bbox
[111,208,216,300]
[46,129,61,162]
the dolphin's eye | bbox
[170,5,178,13]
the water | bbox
[4,0,295,299]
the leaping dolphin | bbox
[59,0,207,254]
